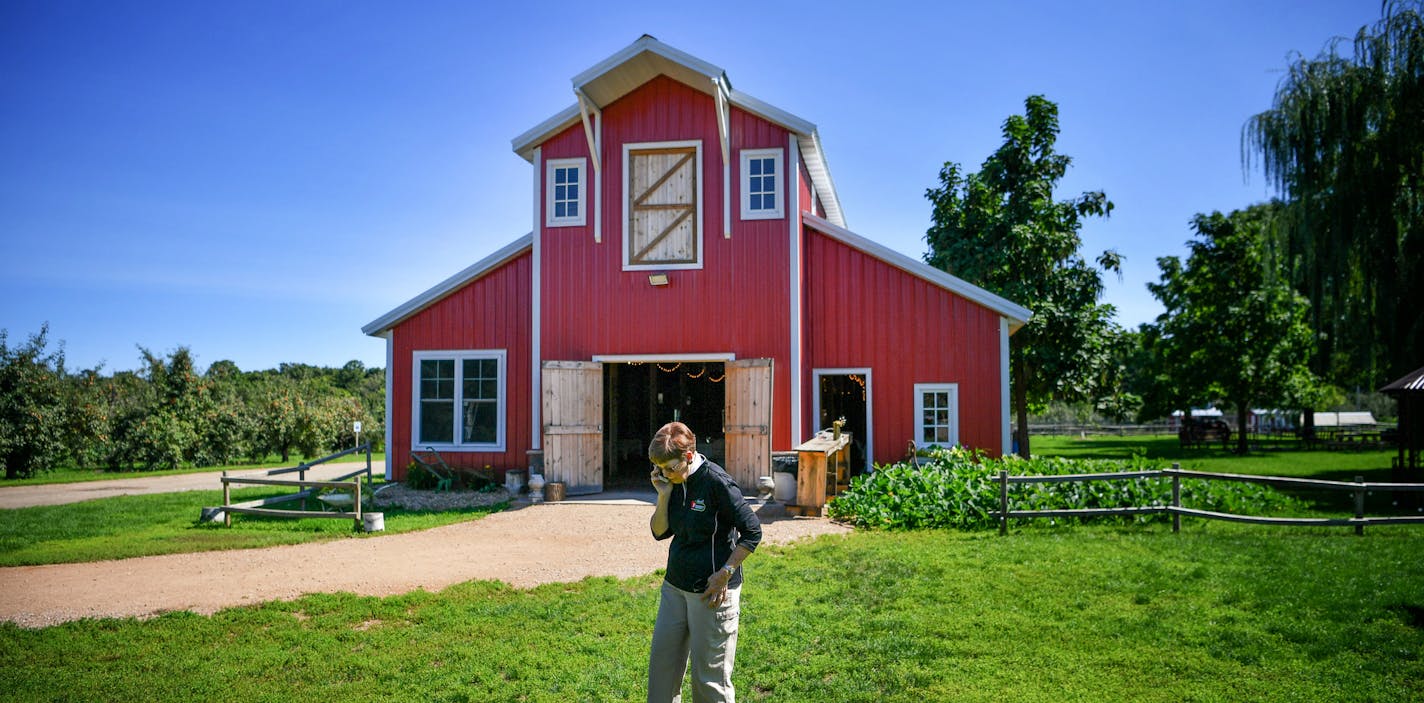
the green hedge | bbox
[827,446,1305,530]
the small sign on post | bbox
[353,421,363,449]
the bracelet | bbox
[721,563,736,575]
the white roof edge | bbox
[362,234,534,336]
[512,104,582,162]
[797,132,845,228]
[801,212,1031,329]
[726,88,816,135]
[572,36,726,89]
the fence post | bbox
[1171,462,1181,534]
[365,442,373,492]
[1354,475,1365,536]
[999,470,1009,536]
[353,479,362,530]
[222,471,231,527]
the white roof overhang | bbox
[510,36,845,227]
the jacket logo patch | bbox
[690,499,707,512]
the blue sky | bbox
[0,0,1382,374]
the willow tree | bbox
[925,95,1121,459]
[1244,1,1424,387]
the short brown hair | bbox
[648,421,697,463]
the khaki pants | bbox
[648,580,741,703]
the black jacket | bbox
[652,457,762,593]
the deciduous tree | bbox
[1146,204,1318,453]
[925,95,1121,458]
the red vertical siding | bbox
[803,228,1005,464]
[539,76,797,450]
[389,252,533,479]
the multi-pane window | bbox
[914,383,959,447]
[415,351,505,449]
[461,358,498,444]
[546,158,586,227]
[740,148,783,220]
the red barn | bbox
[363,37,1029,493]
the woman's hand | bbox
[701,568,731,607]
[650,467,673,497]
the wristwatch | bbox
[721,563,736,576]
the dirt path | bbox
[0,497,850,628]
[0,461,384,509]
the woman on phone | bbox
[646,421,762,703]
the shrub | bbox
[405,462,443,491]
[827,446,1304,530]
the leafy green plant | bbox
[404,461,442,491]
[828,446,1305,530]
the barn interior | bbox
[603,362,726,488]
[816,373,869,475]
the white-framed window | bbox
[413,350,506,451]
[623,140,702,270]
[546,158,586,227]
[740,148,783,220]
[913,383,959,448]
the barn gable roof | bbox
[510,35,845,228]
[362,233,532,336]
[802,212,1032,331]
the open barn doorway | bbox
[815,369,871,476]
[603,361,727,489]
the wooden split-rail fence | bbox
[996,462,1424,535]
[203,444,380,531]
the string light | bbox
[657,363,682,373]
[686,364,706,379]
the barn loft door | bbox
[628,146,698,266]
[542,361,604,495]
[724,358,773,490]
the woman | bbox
[647,421,762,703]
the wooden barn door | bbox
[542,361,603,495]
[628,145,698,266]
[723,358,773,490]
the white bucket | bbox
[362,512,385,532]
[773,472,797,503]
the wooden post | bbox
[1171,462,1181,534]
[353,479,362,530]
[998,470,1009,536]
[222,471,231,527]
[1354,475,1365,536]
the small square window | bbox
[740,149,783,220]
[546,158,587,227]
[914,383,959,448]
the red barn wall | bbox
[389,251,533,479]
[537,75,796,450]
[802,228,1005,463]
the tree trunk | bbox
[1014,351,1031,459]
[1236,405,1249,455]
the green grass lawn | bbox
[0,486,502,566]
[0,451,387,487]
[1,525,1419,702]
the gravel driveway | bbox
[0,492,850,629]
[0,461,383,509]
